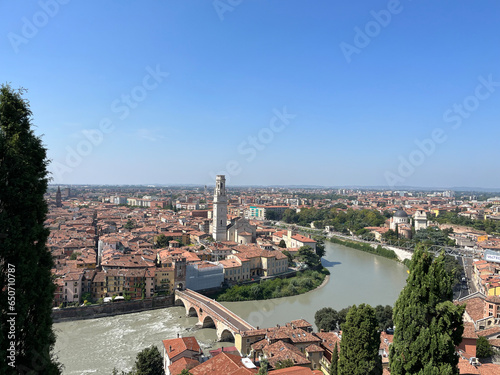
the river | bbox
[53,241,409,374]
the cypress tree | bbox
[329,341,338,375]
[338,304,382,375]
[0,85,61,374]
[389,246,465,374]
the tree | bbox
[314,237,326,258]
[265,210,280,220]
[278,239,287,248]
[69,251,81,260]
[297,246,321,268]
[282,250,294,267]
[374,305,393,331]
[179,370,193,375]
[476,336,494,358]
[0,85,62,374]
[257,358,269,375]
[124,219,135,230]
[315,307,339,332]
[274,359,294,369]
[338,307,350,330]
[130,345,163,375]
[329,342,338,375]
[154,234,173,249]
[338,304,382,375]
[389,246,465,375]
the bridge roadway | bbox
[176,289,255,333]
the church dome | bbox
[394,209,408,218]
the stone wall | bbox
[52,295,175,322]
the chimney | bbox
[177,333,180,338]
[169,346,172,352]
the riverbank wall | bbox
[52,295,175,323]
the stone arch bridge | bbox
[175,289,255,341]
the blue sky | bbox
[1,1,499,188]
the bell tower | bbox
[212,175,228,241]
[55,186,62,207]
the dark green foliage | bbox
[265,210,280,220]
[124,219,136,230]
[476,336,494,358]
[382,229,398,241]
[314,237,326,258]
[389,246,465,375]
[274,359,294,369]
[315,307,339,332]
[374,305,393,331]
[338,307,350,330]
[216,268,329,301]
[257,358,269,375]
[282,207,386,233]
[282,250,294,266]
[69,251,81,260]
[329,237,398,260]
[278,239,287,248]
[338,304,382,375]
[329,342,338,375]
[0,85,62,374]
[433,211,500,234]
[179,370,193,375]
[442,255,462,288]
[155,234,173,248]
[297,246,321,268]
[414,226,456,247]
[131,345,163,375]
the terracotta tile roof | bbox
[477,326,500,338]
[460,297,486,322]
[305,344,323,353]
[251,339,268,351]
[269,367,321,374]
[487,335,500,347]
[291,319,313,329]
[478,363,500,375]
[463,322,479,339]
[266,326,320,344]
[209,346,239,357]
[263,340,310,368]
[313,331,341,353]
[190,352,255,375]
[229,368,258,375]
[162,337,201,360]
[291,234,316,243]
[168,357,200,375]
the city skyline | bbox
[2,1,500,188]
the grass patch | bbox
[329,236,398,260]
[215,267,330,302]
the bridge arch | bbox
[202,315,216,328]
[175,289,255,341]
[219,329,235,342]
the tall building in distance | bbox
[212,175,228,241]
[55,186,62,207]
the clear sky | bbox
[1,1,499,189]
